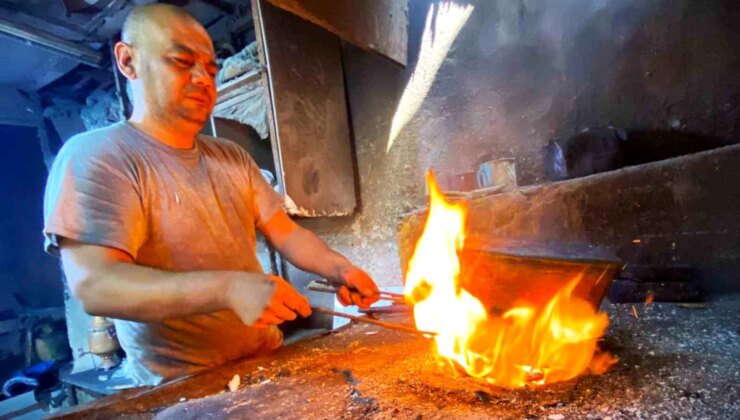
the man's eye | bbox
[173,58,193,67]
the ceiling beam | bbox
[264,0,408,66]
[0,17,103,68]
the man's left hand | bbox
[335,265,380,308]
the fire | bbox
[404,171,617,388]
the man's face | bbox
[134,18,218,126]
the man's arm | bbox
[60,239,311,326]
[259,211,380,308]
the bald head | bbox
[115,3,218,134]
[122,3,206,46]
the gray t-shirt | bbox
[43,122,284,385]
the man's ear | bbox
[114,41,137,80]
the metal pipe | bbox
[254,0,287,196]
[0,17,103,67]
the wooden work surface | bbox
[53,316,437,419]
[53,300,740,419]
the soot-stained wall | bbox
[298,0,740,287]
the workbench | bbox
[51,299,740,419]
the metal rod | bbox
[314,279,405,299]
[312,307,435,336]
[253,0,287,196]
[307,285,405,304]
[307,285,340,293]
[359,305,411,315]
[0,17,102,67]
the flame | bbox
[645,291,655,305]
[404,171,617,388]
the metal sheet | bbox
[260,1,357,217]
[265,0,408,66]
[0,17,103,67]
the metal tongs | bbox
[307,280,434,336]
[307,279,406,304]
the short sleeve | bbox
[43,135,147,258]
[243,153,283,228]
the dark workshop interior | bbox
[0,0,738,418]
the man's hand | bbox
[259,211,380,309]
[227,274,312,328]
[335,265,380,309]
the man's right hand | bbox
[226,274,312,328]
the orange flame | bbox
[404,171,617,388]
[645,291,654,305]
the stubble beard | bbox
[150,100,210,132]
[176,104,211,126]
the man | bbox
[43,3,379,385]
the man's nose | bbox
[191,62,214,88]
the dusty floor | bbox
[151,296,740,419]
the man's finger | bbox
[282,289,312,318]
[345,269,380,297]
[357,280,380,297]
[253,320,270,329]
[268,300,298,321]
[258,310,284,326]
[337,287,351,307]
[271,275,312,317]
[350,292,363,307]
[359,295,378,308]
[285,297,312,318]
